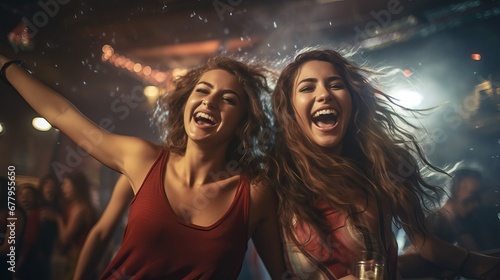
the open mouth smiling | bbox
[193,111,218,127]
[311,108,339,129]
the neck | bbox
[323,144,343,158]
[175,140,235,187]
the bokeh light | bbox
[32,117,52,131]
[390,89,423,108]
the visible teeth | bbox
[313,109,337,118]
[195,112,216,123]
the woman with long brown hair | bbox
[43,171,97,280]
[271,49,500,279]
[0,54,286,279]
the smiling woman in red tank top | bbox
[270,49,500,279]
[1,53,286,279]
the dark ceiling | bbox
[1,0,499,180]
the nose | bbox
[316,85,332,103]
[202,94,217,109]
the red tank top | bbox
[100,150,250,280]
[294,200,398,279]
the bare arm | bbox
[398,247,454,279]
[54,203,91,248]
[249,183,287,279]
[402,225,500,279]
[0,56,155,177]
[74,175,133,280]
[416,233,500,278]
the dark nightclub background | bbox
[0,0,499,278]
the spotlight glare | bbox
[32,117,52,131]
[390,89,423,108]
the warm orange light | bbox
[172,68,188,79]
[155,72,167,83]
[125,61,134,71]
[132,40,221,57]
[142,66,152,76]
[403,69,412,77]
[133,63,142,73]
[471,53,481,61]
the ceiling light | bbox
[32,117,52,131]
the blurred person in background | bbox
[38,174,63,280]
[426,169,484,251]
[16,183,45,280]
[469,185,500,253]
[42,171,97,280]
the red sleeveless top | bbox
[100,150,250,280]
[292,200,398,279]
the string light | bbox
[101,44,186,89]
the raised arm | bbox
[0,56,154,175]
[74,175,134,280]
[249,183,287,279]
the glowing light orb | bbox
[32,117,52,131]
[390,89,423,108]
[403,69,413,77]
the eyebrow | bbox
[197,81,241,100]
[297,76,344,86]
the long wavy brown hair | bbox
[64,171,93,205]
[154,56,273,179]
[271,49,445,248]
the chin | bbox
[313,136,339,148]
[314,139,342,154]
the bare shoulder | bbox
[249,180,277,205]
[248,179,280,238]
[123,137,161,159]
[70,203,89,217]
[249,180,278,223]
